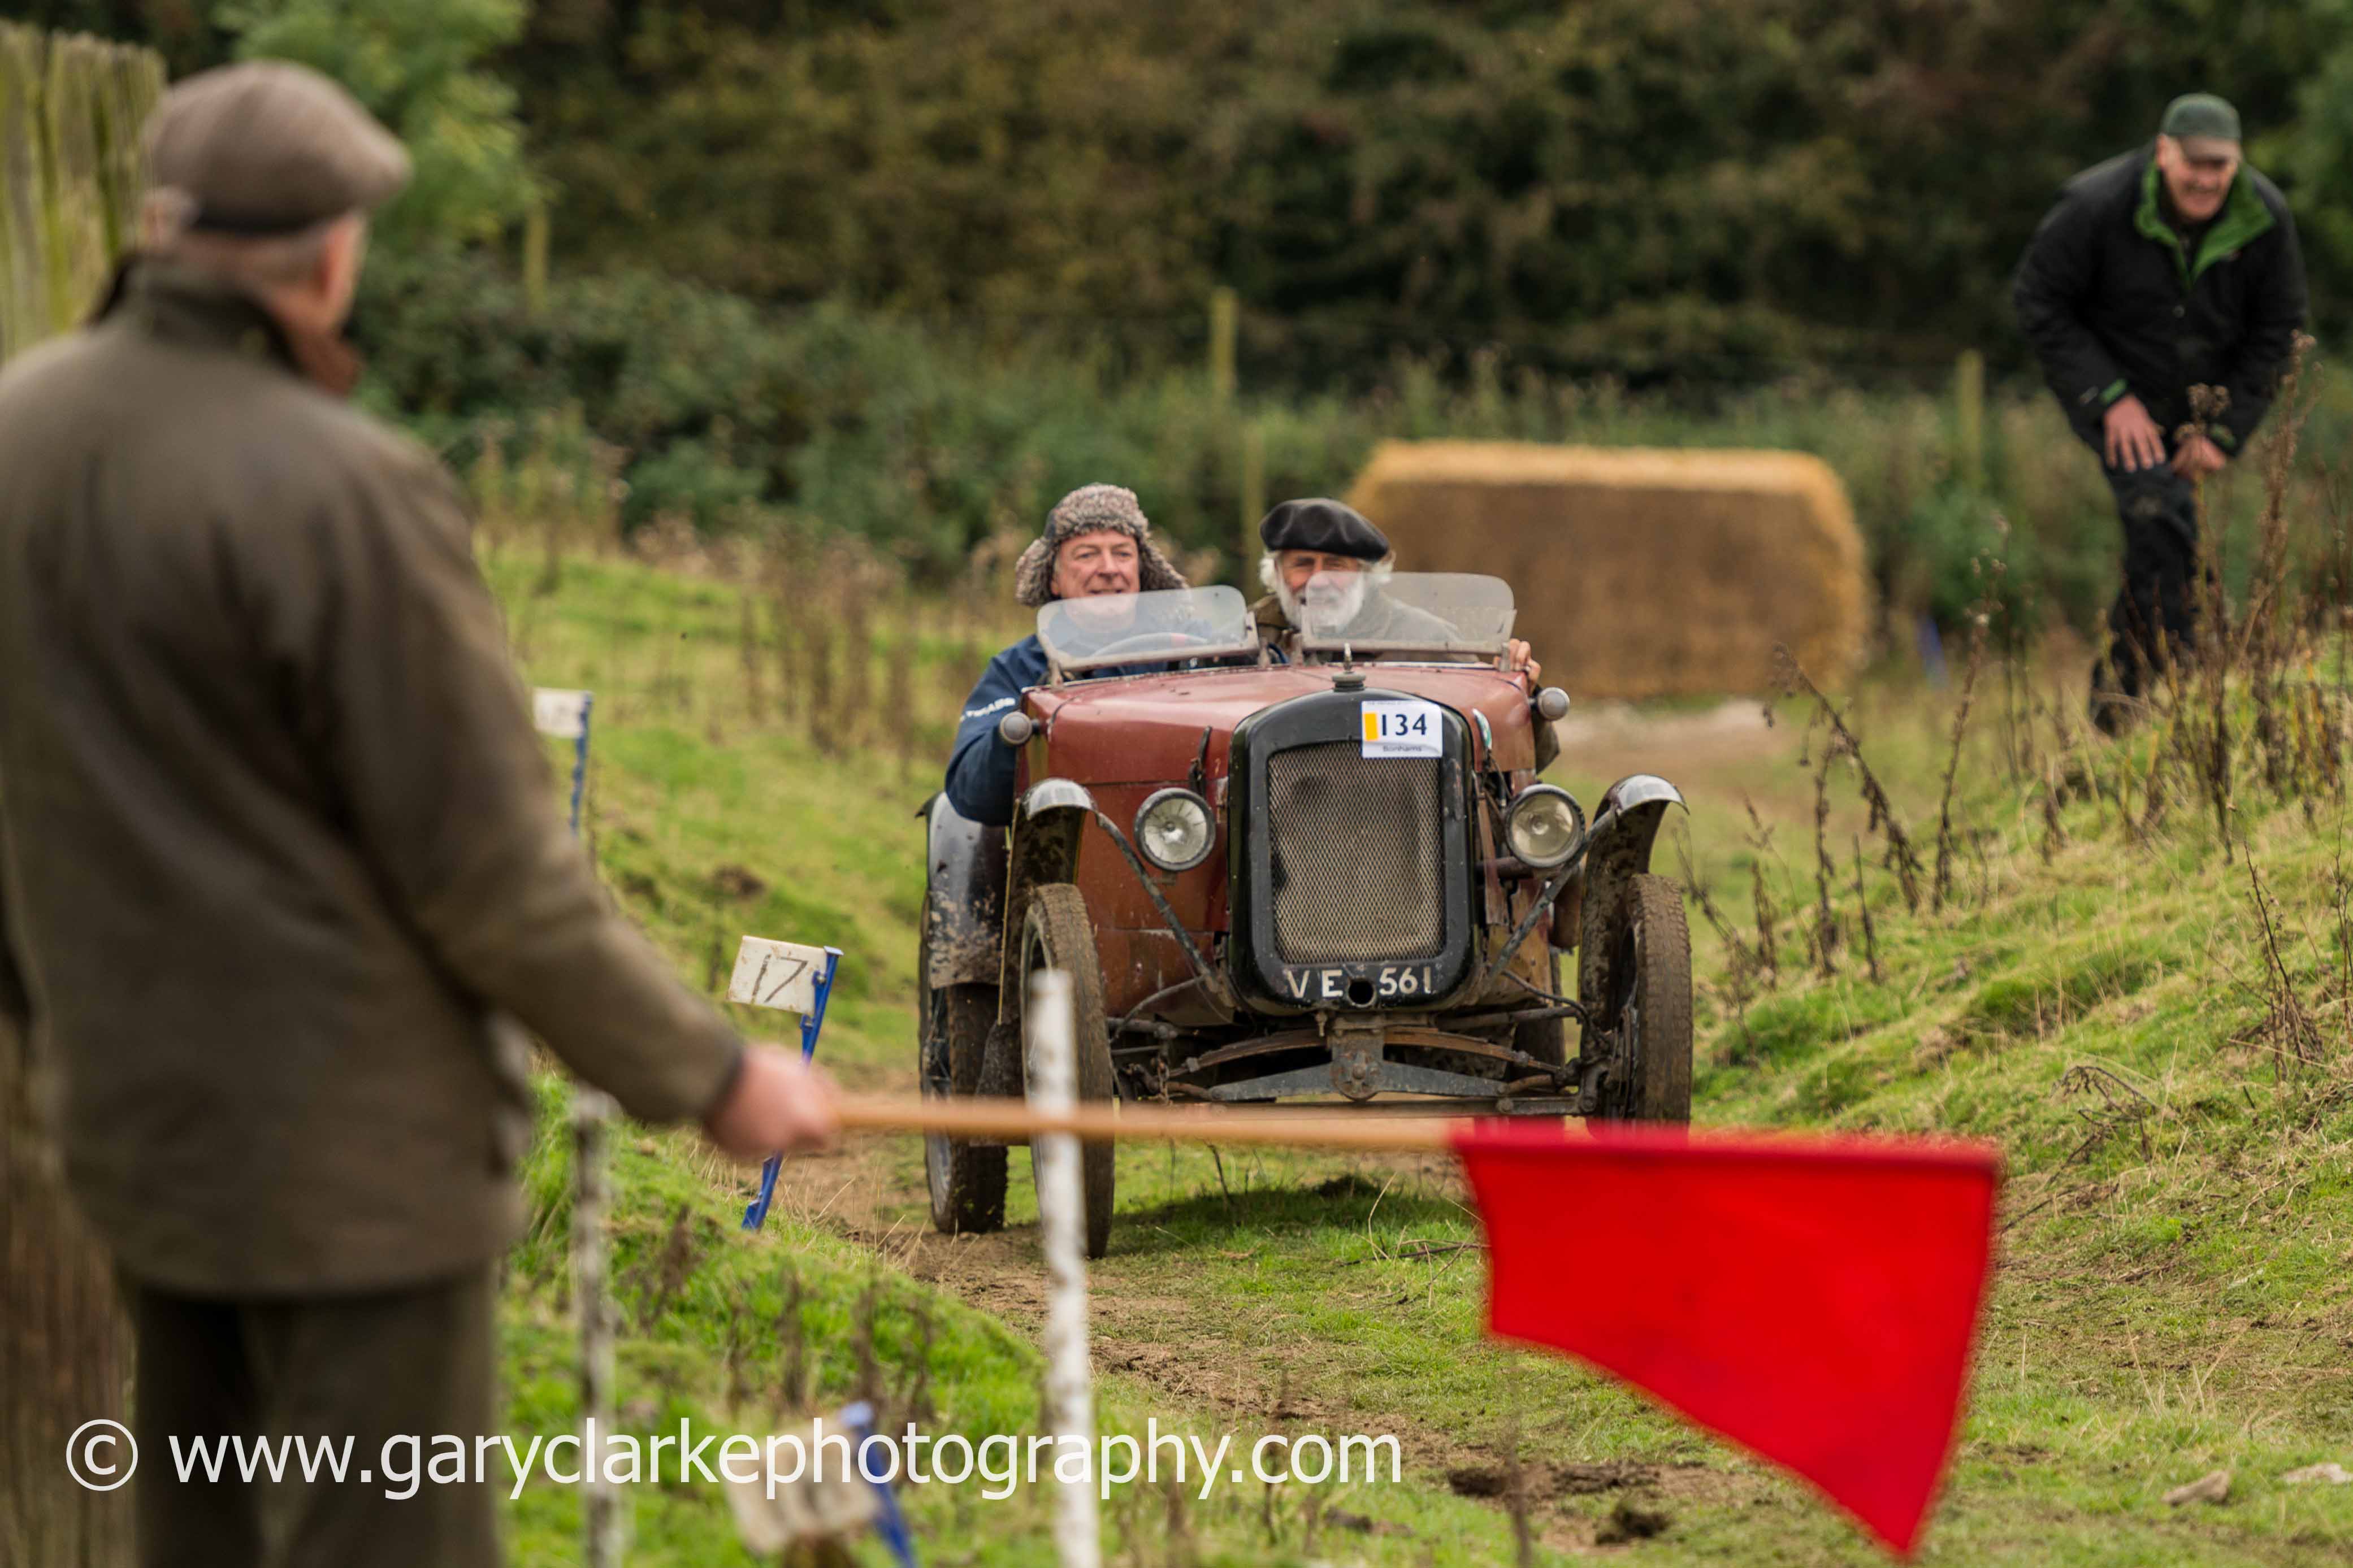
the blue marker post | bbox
[532,688,596,837]
[740,944,840,1231]
[838,1400,922,1567]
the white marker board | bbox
[533,688,593,740]
[727,936,831,1015]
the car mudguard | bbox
[924,791,1008,990]
[1575,774,1687,1031]
[994,779,1097,1011]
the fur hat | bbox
[1012,484,1188,608]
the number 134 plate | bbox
[1360,699,1441,758]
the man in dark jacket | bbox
[2013,92,2306,731]
[0,64,834,1567]
[943,484,1187,826]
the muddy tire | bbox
[1019,883,1116,1259]
[920,893,1005,1235]
[1588,875,1692,1122]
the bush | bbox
[354,251,2353,645]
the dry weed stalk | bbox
[1741,796,1783,987]
[1934,611,1990,910]
[1851,834,1882,983]
[1808,748,1839,977]
[2187,384,2238,855]
[1775,645,1925,910]
[2244,849,2322,1069]
[776,1261,810,1415]
[634,1200,700,1332]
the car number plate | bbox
[1360,699,1441,758]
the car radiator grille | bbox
[1265,741,1445,964]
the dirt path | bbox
[764,698,1813,1546]
[788,1114,1766,1553]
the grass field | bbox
[484,538,2353,1565]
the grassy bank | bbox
[491,529,2353,1562]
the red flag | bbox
[1454,1121,2000,1557]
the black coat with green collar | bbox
[2013,146,2306,458]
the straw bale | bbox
[1346,440,1867,699]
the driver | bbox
[1250,497,1556,767]
[944,484,1187,826]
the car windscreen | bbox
[1036,585,1258,672]
[1293,572,1516,657]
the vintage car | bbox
[918,576,1689,1256]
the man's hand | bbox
[2171,433,2229,479]
[702,1045,842,1162]
[1506,639,1541,685]
[2103,395,2166,472]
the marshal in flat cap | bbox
[144,61,410,236]
[1259,497,1392,561]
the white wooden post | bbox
[1026,970,1100,1568]
[536,687,622,1567]
[573,1088,622,1567]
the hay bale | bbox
[1346,440,1867,700]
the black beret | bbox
[144,62,410,236]
[1258,498,1390,561]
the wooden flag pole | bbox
[837,1092,1466,1154]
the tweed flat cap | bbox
[1259,498,1391,561]
[144,62,410,235]
[1011,484,1188,607]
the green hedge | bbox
[358,250,2353,639]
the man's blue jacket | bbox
[943,635,1050,827]
[944,635,1199,826]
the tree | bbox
[220,0,539,250]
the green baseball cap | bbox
[2160,93,2242,144]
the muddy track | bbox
[791,1049,1769,1552]
[766,702,1803,1546]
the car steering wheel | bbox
[1086,630,1207,658]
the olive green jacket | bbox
[0,263,742,1296]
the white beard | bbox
[1273,570,1370,636]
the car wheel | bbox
[1588,875,1692,1122]
[920,892,1005,1235]
[1019,883,1116,1260]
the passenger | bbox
[944,484,1187,826]
[1250,498,1541,675]
[1250,497,1555,768]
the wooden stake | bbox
[571,1088,623,1567]
[1028,971,1101,1568]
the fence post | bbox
[1208,286,1237,406]
[0,29,164,1567]
[522,196,549,318]
[1953,349,1986,493]
[0,24,51,364]
[0,25,163,367]
[1239,420,1266,578]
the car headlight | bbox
[1505,784,1585,868]
[1134,788,1215,872]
